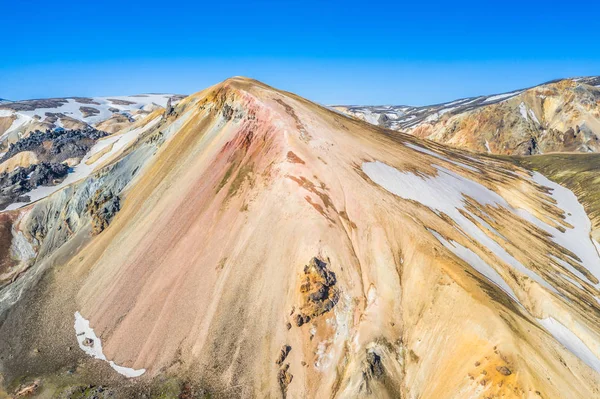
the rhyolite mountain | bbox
[335,76,600,155]
[1,78,600,398]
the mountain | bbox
[1,77,600,398]
[335,76,600,155]
[0,94,185,145]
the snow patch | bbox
[405,143,479,172]
[74,311,145,378]
[519,102,529,120]
[360,110,381,125]
[483,91,522,103]
[538,317,600,373]
[2,112,33,138]
[431,230,520,304]
[523,173,600,287]
[485,140,491,154]
[528,109,541,125]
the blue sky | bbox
[1,0,599,105]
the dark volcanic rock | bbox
[277,363,293,395]
[108,98,135,106]
[73,97,101,105]
[496,366,512,376]
[359,348,385,394]
[0,98,68,112]
[275,345,291,365]
[166,97,174,116]
[0,127,108,165]
[365,350,384,379]
[0,162,70,209]
[79,106,100,118]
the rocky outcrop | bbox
[277,363,293,396]
[0,162,69,209]
[275,344,291,365]
[293,257,339,327]
[165,97,174,117]
[85,189,121,235]
[107,98,136,106]
[360,349,385,394]
[0,127,107,165]
[79,106,100,118]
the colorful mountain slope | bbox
[336,76,600,155]
[0,78,599,398]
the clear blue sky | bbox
[1,0,599,105]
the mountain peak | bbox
[2,78,600,398]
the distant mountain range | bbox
[0,94,185,143]
[335,76,600,155]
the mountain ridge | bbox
[335,75,600,155]
[0,77,600,398]
[0,93,186,142]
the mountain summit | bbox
[0,77,599,397]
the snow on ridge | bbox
[75,311,146,378]
[538,317,600,373]
[405,143,479,172]
[528,109,541,125]
[0,111,33,137]
[362,159,600,302]
[440,98,470,107]
[483,90,523,103]
[359,109,381,125]
[361,160,557,296]
[430,230,520,304]
[438,106,458,116]
[522,172,600,287]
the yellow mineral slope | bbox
[2,78,600,398]
[412,79,600,155]
[0,151,39,173]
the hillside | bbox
[0,94,185,146]
[336,76,600,155]
[0,78,599,398]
